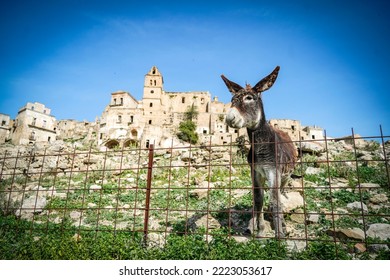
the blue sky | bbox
[1,0,389,138]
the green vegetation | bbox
[177,120,198,144]
[177,105,199,144]
[5,213,388,260]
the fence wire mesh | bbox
[1,128,389,258]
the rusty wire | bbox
[0,127,389,257]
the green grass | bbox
[3,213,389,260]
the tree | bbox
[184,104,198,121]
[177,120,198,144]
[177,104,199,144]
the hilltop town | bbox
[0,66,323,149]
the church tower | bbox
[143,66,163,101]
[142,66,165,128]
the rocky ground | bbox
[1,136,389,258]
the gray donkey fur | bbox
[222,66,297,238]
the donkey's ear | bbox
[221,75,243,95]
[253,66,280,93]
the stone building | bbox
[56,119,98,145]
[0,114,11,143]
[269,119,324,142]
[97,66,245,149]
[1,66,324,148]
[10,102,56,145]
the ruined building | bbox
[1,66,323,148]
[9,102,56,145]
[97,66,244,149]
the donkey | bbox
[221,66,297,238]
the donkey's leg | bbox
[248,168,266,237]
[267,169,285,239]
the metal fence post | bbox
[143,144,154,244]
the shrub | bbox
[177,120,198,144]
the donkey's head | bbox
[222,66,280,129]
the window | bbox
[32,118,37,126]
[130,116,134,123]
[48,136,51,142]
[100,133,103,140]
[42,120,47,128]
[182,97,185,103]
[118,115,122,123]
[120,98,123,105]
[1,120,6,126]
[154,80,156,86]
[312,135,316,140]
[146,140,150,148]
[291,125,295,131]
[113,98,117,105]
[149,102,153,107]
[151,90,154,94]
[148,120,152,125]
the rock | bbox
[286,240,306,252]
[232,236,250,243]
[307,213,320,224]
[299,141,325,154]
[48,143,65,153]
[72,233,82,242]
[126,177,136,183]
[232,189,250,199]
[190,214,221,230]
[83,157,98,165]
[288,179,303,190]
[354,243,366,253]
[369,193,388,204]
[347,201,368,213]
[16,193,47,219]
[367,244,389,253]
[89,184,102,192]
[147,233,165,248]
[290,209,305,223]
[281,192,304,212]
[305,167,322,175]
[326,228,365,241]
[69,211,81,220]
[367,224,390,241]
[181,151,194,162]
[189,181,214,199]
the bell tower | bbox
[143,66,163,100]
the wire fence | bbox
[1,127,389,257]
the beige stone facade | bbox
[10,102,56,145]
[0,114,11,143]
[97,66,245,149]
[0,66,323,148]
[269,119,324,142]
